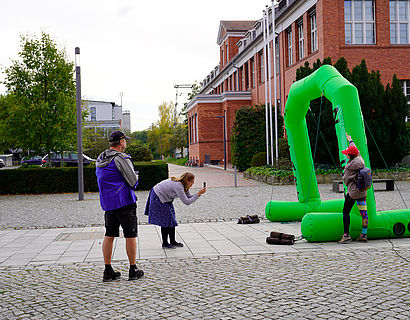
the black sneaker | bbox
[103,269,121,282]
[129,267,144,281]
[170,242,184,247]
[162,243,176,249]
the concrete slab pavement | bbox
[1,220,410,267]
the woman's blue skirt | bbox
[144,189,178,227]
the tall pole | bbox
[266,6,274,166]
[262,10,270,165]
[75,47,84,201]
[223,113,226,171]
[272,0,279,162]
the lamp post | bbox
[272,0,280,162]
[216,114,226,170]
[75,47,84,201]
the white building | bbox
[84,100,131,134]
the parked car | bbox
[0,159,5,168]
[41,152,96,167]
[21,155,44,166]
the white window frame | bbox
[298,22,304,60]
[260,51,264,82]
[344,0,376,44]
[251,58,255,88]
[195,113,198,142]
[310,12,318,52]
[390,0,410,44]
[287,29,293,66]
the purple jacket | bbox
[96,149,138,211]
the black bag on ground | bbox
[266,231,295,245]
[237,214,260,224]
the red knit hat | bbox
[341,145,359,156]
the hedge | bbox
[0,161,168,195]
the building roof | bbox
[220,20,256,32]
[217,20,257,45]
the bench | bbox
[332,179,394,193]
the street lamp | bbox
[75,47,84,201]
[216,114,226,170]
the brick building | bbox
[187,0,410,166]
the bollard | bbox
[234,166,237,187]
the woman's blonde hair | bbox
[171,172,195,192]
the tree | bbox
[126,143,153,162]
[1,32,77,163]
[231,105,283,171]
[131,130,148,146]
[82,127,109,160]
[295,57,409,168]
[147,101,174,158]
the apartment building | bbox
[187,0,410,166]
[84,100,131,134]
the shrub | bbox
[251,152,267,167]
[127,143,153,162]
[133,161,168,190]
[231,105,283,171]
[0,162,168,195]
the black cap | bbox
[109,131,131,142]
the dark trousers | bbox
[161,227,176,245]
[342,193,356,234]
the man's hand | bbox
[346,132,352,141]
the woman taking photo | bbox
[145,172,206,248]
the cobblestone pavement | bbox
[0,249,409,319]
[0,182,409,230]
[0,165,409,319]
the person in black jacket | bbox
[338,133,368,243]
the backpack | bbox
[357,167,372,191]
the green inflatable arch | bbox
[265,65,410,242]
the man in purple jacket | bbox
[96,130,144,282]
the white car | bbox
[0,159,5,168]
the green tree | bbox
[1,32,77,163]
[131,130,148,146]
[297,57,339,167]
[126,143,153,162]
[147,101,174,158]
[231,104,283,171]
[82,127,109,160]
[383,75,409,165]
[295,57,409,168]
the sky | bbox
[0,0,272,132]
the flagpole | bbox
[262,10,270,165]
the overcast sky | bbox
[0,0,272,131]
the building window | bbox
[298,22,304,60]
[390,0,410,44]
[251,58,255,88]
[244,62,249,89]
[310,12,318,51]
[344,0,375,44]
[91,107,96,121]
[287,29,293,66]
[259,51,264,83]
[226,43,228,63]
[222,48,224,66]
[195,113,198,142]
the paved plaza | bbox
[0,164,409,319]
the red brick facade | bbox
[188,0,410,166]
